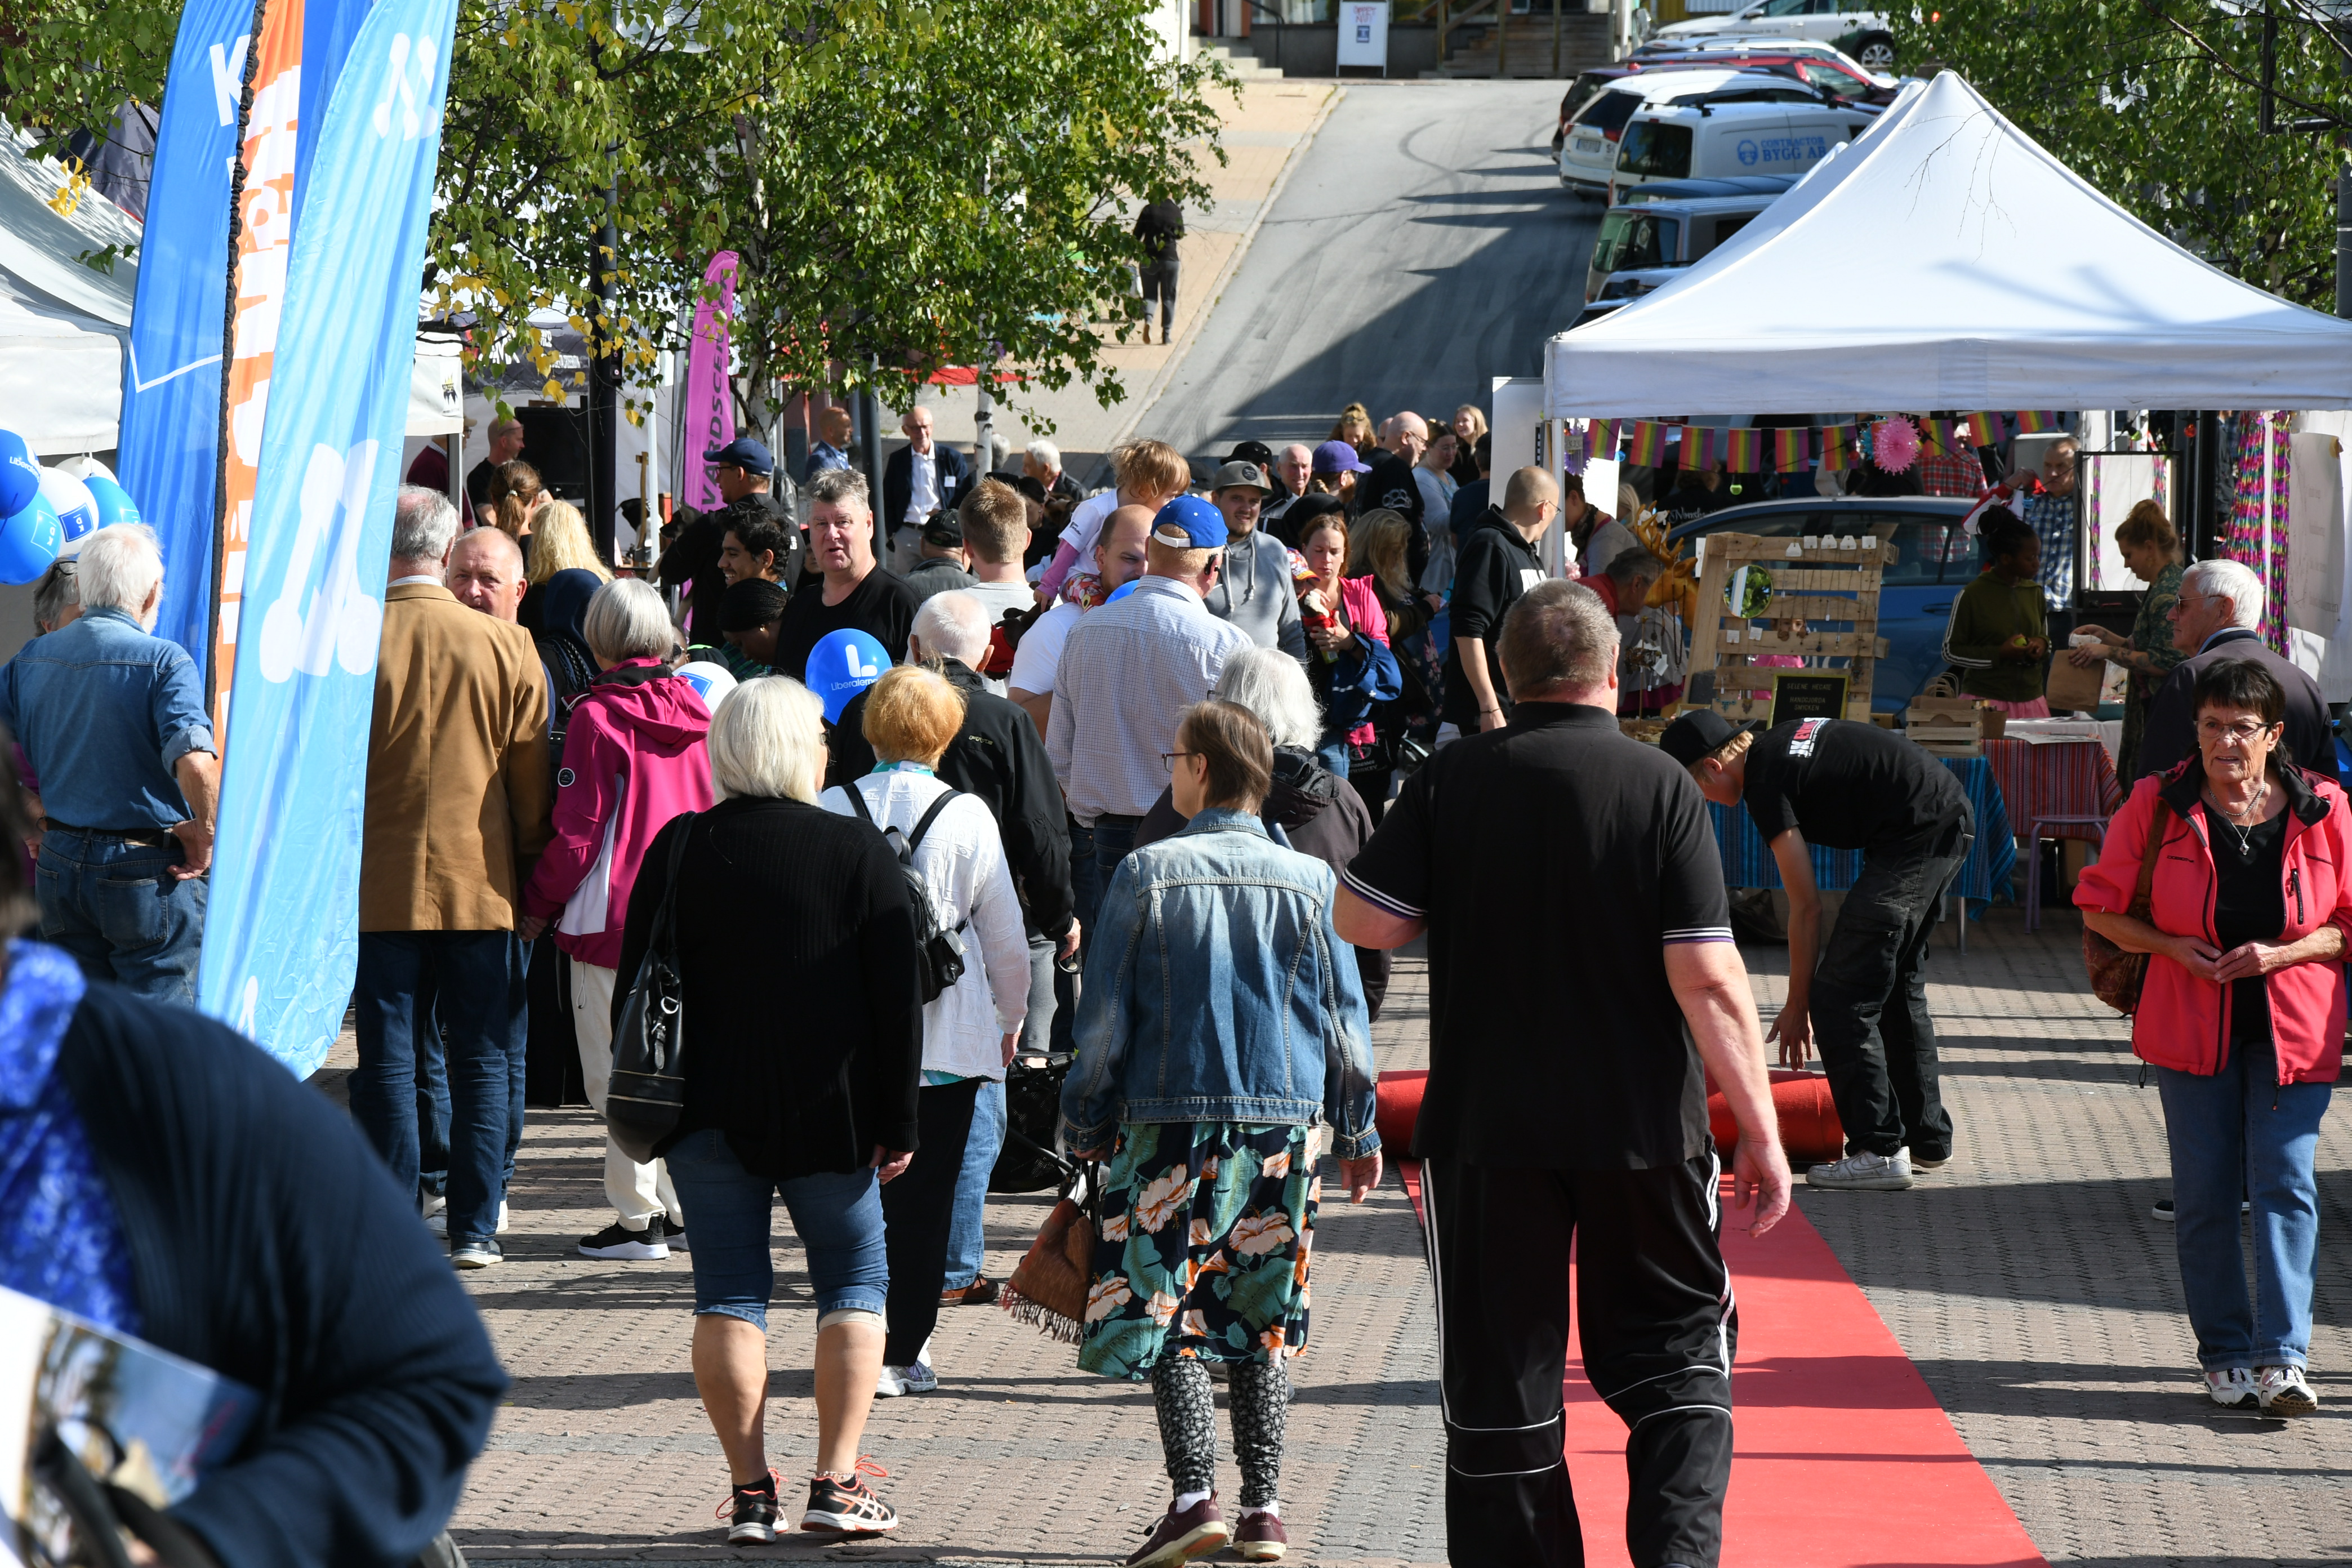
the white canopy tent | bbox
[1544,73,2352,417]
[0,124,142,457]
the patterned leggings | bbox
[1149,1357,1290,1508]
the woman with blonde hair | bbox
[491,459,548,567]
[1346,508,1440,817]
[819,665,1029,1400]
[519,500,613,632]
[1449,403,1487,485]
[1036,437,1192,600]
[2066,497,2186,779]
[1329,402,1375,457]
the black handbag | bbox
[606,813,696,1164]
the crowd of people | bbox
[0,392,2337,1568]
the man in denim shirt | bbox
[0,524,217,1004]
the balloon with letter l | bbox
[0,430,35,517]
[0,494,63,585]
[808,629,889,723]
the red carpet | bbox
[1384,1080,2046,1567]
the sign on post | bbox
[1336,0,1389,73]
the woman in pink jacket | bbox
[521,579,718,1263]
[2077,659,2348,1418]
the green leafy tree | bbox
[1896,0,2346,305]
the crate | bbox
[1903,696,2002,757]
[1687,533,1890,724]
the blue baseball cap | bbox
[1151,495,1228,549]
[703,436,775,476]
[1311,439,1371,475]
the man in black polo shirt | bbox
[1441,465,1558,742]
[776,467,921,682]
[1338,579,1790,1568]
[1663,711,1972,1193]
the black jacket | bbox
[882,442,975,538]
[621,798,924,1175]
[1363,449,1428,585]
[2137,627,2333,781]
[827,658,1075,941]
[54,984,507,1568]
[1132,746,1391,1018]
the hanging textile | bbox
[2221,412,2293,654]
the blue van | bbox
[1666,494,1981,714]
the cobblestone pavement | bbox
[430,906,2352,1565]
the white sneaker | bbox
[497,1200,510,1235]
[2204,1367,2257,1409]
[2255,1365,2318,1416]
[422,1193,447,1219]
[875,1364,911,1397]
[876,1342,938,1397]
[1806,1150,1915,1191]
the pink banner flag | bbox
[679,251,740,512]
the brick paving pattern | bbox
[418,907,2352,1564]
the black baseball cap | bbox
[1226,440,1276,470]
[920,509,964,549]
[1659,710,1760,770]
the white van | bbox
[1610,96,1873,201]
[1584,194,1779,304]
[1557,68,1766,199]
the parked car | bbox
[1619,174,1799,203]
[1551,48,1891,150]
[1557,68,1762,198]
[1653,0,1899,73]
[1611,94,1874,201]
[1666,495,1981,713]
[1586,193,1778,302]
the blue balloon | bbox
[807,629,890,723]
[1106,578,1141,603]
[82,474,141,529]
[0,495,63,586]
[0,430,35,518]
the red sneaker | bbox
[1126,1494,1229,1567]
[1235,1508,1289,1561]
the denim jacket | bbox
[1062,808,1380,1159]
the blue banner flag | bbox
[114,0,259,665]
[200,0,457,1073]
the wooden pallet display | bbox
[1685,533,1893,723]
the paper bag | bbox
[2042,653,2113,714]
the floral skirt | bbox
[1076,1120,1318,1380]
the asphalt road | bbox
[1139,79,1601,461]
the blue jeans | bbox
[943,1076,1009,1290]
[2156,1037,2332,1370]
[1315,736,1351,779]
[34,830,206,1005]
[663,1128,889,1330]
[351,931,528,1245]
[1068,816,1140,942]
[413,981,451,1201]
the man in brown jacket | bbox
[353,485,552,1269]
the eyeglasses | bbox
[2197,718,2278,745]
[1161,750,1200,772]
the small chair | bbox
[2024,815,2109,933]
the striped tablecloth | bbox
[1709,755,2018,903]
[1983,737,2125,844]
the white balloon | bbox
[55,454,117,485]
[36,468,99,558]
[673,661,740,712]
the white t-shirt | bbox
[1008,599,1083,697]
[963,578,1037,695]
[1056,489,1120,565]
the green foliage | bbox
[0,0,181,161]
[1893,0,2346,306]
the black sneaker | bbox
[716,1472,781,1544]
[802,1461,899,1534]
[660,1213,689,1253]
[450,1237,502,1269]
[578,1220,667,1260]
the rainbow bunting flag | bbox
[1680,424,1717,470]
[1591,419,1621,460]
[1819,424,1852,471]
[1917,418,1953,456]
[2012,410,2057,434]
[1965,411,1998,448]
[1771,427,1810,474]
[1627,420,1667,466]
[1724,427,1760,473]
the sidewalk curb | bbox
[1101,82,1346,464]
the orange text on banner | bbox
[211,0,305,744]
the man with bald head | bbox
[1007,501,1156,741]
[1443,466,1561,740]
[448,528,528,622]
[1365,411,1433,583]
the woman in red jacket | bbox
[2077,658,2346,1418]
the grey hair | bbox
[911,591,993,666]
[806,466,871,517]
[1026,438,1061,471]
[1498,580,1618,698]
[708,676,827,803]
[391,484,460,564]
[77,523,163,617]
[582,578,674,664]
[1213,645,1323,751]
[2181,558,2264,630]
[32,559,78,633]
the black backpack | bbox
[844,782,969,1003]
